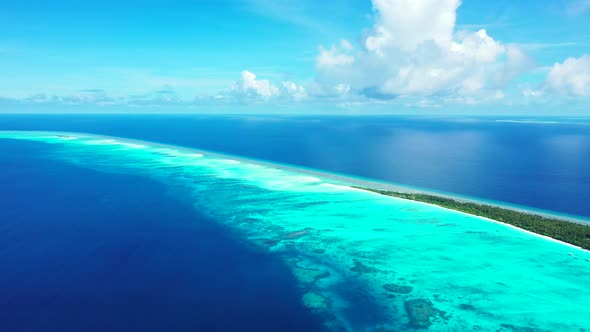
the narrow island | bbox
[355,187,590,250]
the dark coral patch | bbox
[458,303,477,311]
[383,283,413,294]
[251,238,280,249]
[499,323,538,332]
[404,299,446,329]
[263,239,279,246]
[284,229,310,239]
[349,260,380,274]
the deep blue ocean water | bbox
[0,139,325,332]
[1,114,589,217]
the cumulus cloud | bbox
[495,44,534,86]
[281,81,307,100]
[228,70,307,102]
[231,70,280,99]
[544,55,590,96]
[306,81,353,99]
[365,0,459,53]
[314,0,529,103]
[316,40,356,68]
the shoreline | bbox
[355,187,590,252]
[341,178,590,225]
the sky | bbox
[1,0,590,114]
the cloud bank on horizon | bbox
[1,0,589,114]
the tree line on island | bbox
[355,187,590,251]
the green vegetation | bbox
[356,187,590,250]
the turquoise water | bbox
[2,131,589,331]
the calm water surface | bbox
[1,131,589,331]
[0,139,325,332]
[1,114,589,217]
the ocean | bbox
[1,114,589,217]
[0,138,325,332]
[1,115,590,331]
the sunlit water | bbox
[1,131,589,332]
[2,115,589,218]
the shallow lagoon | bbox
[1,131,590,331]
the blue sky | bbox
[1,0,589,114]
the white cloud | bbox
[316,43,355,68]
[544,55,590,96]
[521,85,544,98]
[232,70,280,99]
[365,0,459,53]
[229,70,307,102]
[281,81,307,100]
[340,39,354,51]
[315,0,530,103]
[306,81,353,99]
[493,44,534,88]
